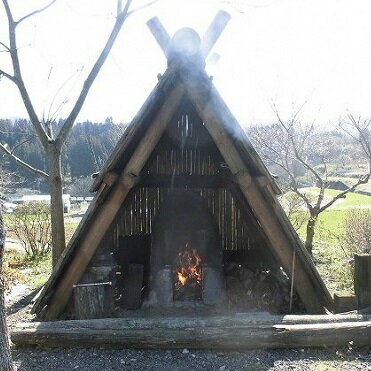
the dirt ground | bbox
[5,284,371,371]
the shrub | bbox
[8,202,51,258]
[343,209,371,254]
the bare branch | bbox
[15,0,57,26]
[0,69,16,83]
[128,0,159,16]
[319,175,370,213]
[2,0,50,148]
[10,137,37,155]
[340,114,371,173]
[0,41,10,52]
[56,0,133,147]
[0,142,49,179]
[272,105,324,187]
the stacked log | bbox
[224,263,304,313]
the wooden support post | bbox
[42,85,184,320]
[354,254,371,310]
[73,282,113,320]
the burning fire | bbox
[173,244,202,290]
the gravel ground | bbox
[6,284,371,371]
[10,347,371,371]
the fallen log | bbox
[11,313,371,349]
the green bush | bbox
[8,202,51,258]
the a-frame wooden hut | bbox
[33,12,333,321]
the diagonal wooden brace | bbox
[146,16,171,56]
[200,10,231,58]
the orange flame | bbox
[173,246,202,290]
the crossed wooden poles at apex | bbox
[147,10,231,60]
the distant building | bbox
[14,194,71,213]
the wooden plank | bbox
[354,254,371,309]
[334,293,358,314]
[73,282,113,320]
[182,68,333,313]
[41,84,185,320]
[11,314,371,349]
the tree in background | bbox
[0,119,126,185]
[0,209,13,371]
[249,109,371,255]
[0,0,141,266]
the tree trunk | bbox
[0,210,14,370]
[305,214,318,255]
[47,144,66,267]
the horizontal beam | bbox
[140,174,226,188]
[12,313,371,349]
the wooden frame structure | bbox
[32,12,333,320]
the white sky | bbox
[1,0,371,127]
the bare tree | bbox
[249,109,371,254]
[0,209,13,371]
[0,0,139,266]
[340,114,371,175]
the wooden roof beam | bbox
[181,70,333,313]
[42,85,185,320]
[146,17,171,56]
[201,10,231,58]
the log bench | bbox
[11,313,371,349]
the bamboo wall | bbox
[105,102,257,252]
[113,187,250,251]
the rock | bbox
[219,365,226,371]
[182,348,189,354]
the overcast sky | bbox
[1,0,371,127]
